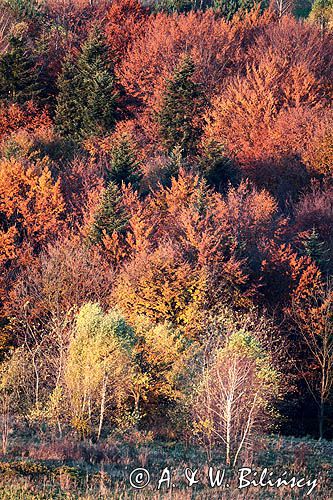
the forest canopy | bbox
[0,0,332,457]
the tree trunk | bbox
[319,399,324,440]
[57,419,62,439]
[2,397,9,455]
[225,398,231,466]
[32,355,39,406]
[97,376,108,441]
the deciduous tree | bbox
[290,279,333,439]
[193,331,280,464]
[63,303,133,439]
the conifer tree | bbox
[89,182,128,245]
[213,0,241,19]
[301,228,331,273]
[154,0,195,12]
[0,30,40,104]
[163,145,185,187]
[54,57,85,143]
[157,55,203,157]
[77,30,120,137]
[213,0,263,20]
[55,30,120,142]
[106,135,142,190]
[198,140,239,192]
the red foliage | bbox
[0,102,52,140]
[248,16,333,94]
[260,241,321,306]
[104,0,148,62]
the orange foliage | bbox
[61,157,104,225]
[260,238,324,307]
[119,11,240,109]
[0,0,331,441]
[291,261,323,307]
[111,171,263,327]
[248,16,333,96]
[203,16,332,181]
[0,157,65,265]
[0,226,17,266]
[216,180,281,248]
[302,114,333,177]
[122,185,155,256]
[204,51,326,168]
[267,107,329,160]
[83,120,146,164]
[112,241,207,338]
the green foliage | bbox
[221,331,279,387]
[192,330,280,464]
[213,0,242,19]
[0,28,41,104]
[151,0,265,14]
[54,58,84,143]
[160,145,186,187]
[294,0,313,18]
[77,30,120,136]
[153,0,199,12]
[309,0,333,31]
[55,30,120,142]
[106,136,143,190]
[0,348,31,402]
[4,0,43,20]
[198,140,239,191]
[157,54,203,156]
[301,227,331,273]
[88,181,128,245]
[0,461,49,477]
[0,0,332,458]
[133,317,189,400]
[213,0,265,20]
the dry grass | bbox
[0,435,331,499]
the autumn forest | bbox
[0,0,332,497]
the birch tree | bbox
[271,0,294,18]
[63,303,133,439]
[193,332,280,465]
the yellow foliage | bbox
[63,304,133,436]
[112,243,207,338]
[133,317,189,401]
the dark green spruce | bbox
[55,30,120,142]
[106,135,143,191]
[157,54,203,157]
[0,32,41,104]
[88,181,128,246]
